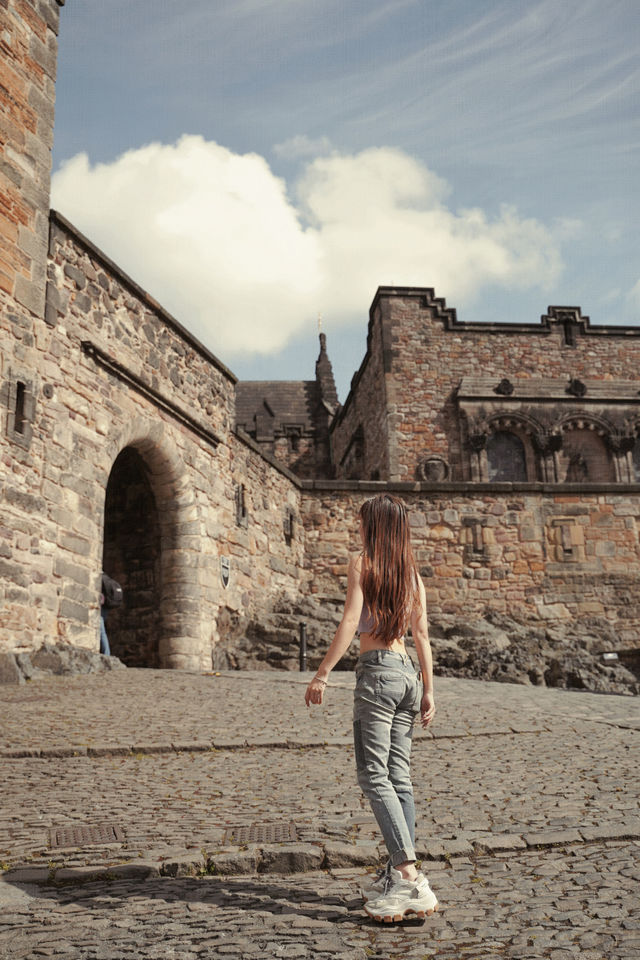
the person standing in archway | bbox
[100,572,123,657]
[305,494,438,923]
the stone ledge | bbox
[2,822,637,886]
[473,835,528,854]
[524,830,583,848]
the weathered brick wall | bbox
[0,0,63,316]
[375,289,640,482]
[300,484,640,649]
[330,304,390,480]
[1,213,304,666]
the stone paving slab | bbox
[0,841,638,959]
[1,732,639,881]
[1,669,638,759]
[0,670,638,882]
[0,669,638,957]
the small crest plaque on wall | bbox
[220,556,230,589]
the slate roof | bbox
[236,380,320,436]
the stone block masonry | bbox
[332,289,640,485]
[0,0,64,316]
[1,212,305,668]
[3,0,640,679]
[300,484,640,650]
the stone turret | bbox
[0,0,65,318]
[315,331,339,412]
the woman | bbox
[305,494,438,923]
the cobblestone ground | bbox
[1,844,638,960]
[0,670,638,958]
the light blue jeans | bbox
[99,610,111,656]
[353,649,422,867]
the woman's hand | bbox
[305,676,327,707]
[420,690,436,727]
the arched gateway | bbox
[102,420,203,671]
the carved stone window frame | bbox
[5,373,36,449]
[546,517,585,563]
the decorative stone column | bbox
[534,433,563,483]
[607,434,636,483]
[467,432,488,482]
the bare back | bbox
[354,553,411,655]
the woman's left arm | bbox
[411,578,436,728]
[305,554,363,707]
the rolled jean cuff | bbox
[391,846,416,867]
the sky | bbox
[51,0,640,401]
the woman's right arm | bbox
[304,554,363,707]
[411,577,435,728]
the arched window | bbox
[486,431,527,482]
[558,428,615,483]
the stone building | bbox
[1,0,304,670]
[235,332,339,479]
[302,289,640,652]
[2,0,640,679]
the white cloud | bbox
[272,135,333,159]
[51,136,563,357]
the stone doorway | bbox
[102,446,162,667]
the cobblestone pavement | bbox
[0,670,638,958]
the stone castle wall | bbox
[1,211,304,667]
[2,0,640,685]
[300,483,640,647]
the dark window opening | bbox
[14,381,26,434]
[486,431,527,482]
[563,320,577,347]
[284,507,295,546]
[235,483,248,527]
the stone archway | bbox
[103,447,162,666]
[101,420,204,671]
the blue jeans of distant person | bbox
[99,608,111,656]
[353,649,422,867]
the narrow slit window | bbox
[14,381,26,435]
[235,483,247,527]
[284,507,295,545]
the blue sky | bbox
[52,0,640,400]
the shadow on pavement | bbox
[0,872,431,931]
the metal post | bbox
[299,622,307,672]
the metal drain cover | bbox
[49,823,126,848]
[223,822,298,845]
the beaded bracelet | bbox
[313,676,327,686]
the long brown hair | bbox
[359,494,420,645]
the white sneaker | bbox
[364,868,439,923]
[359,862,390,902]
